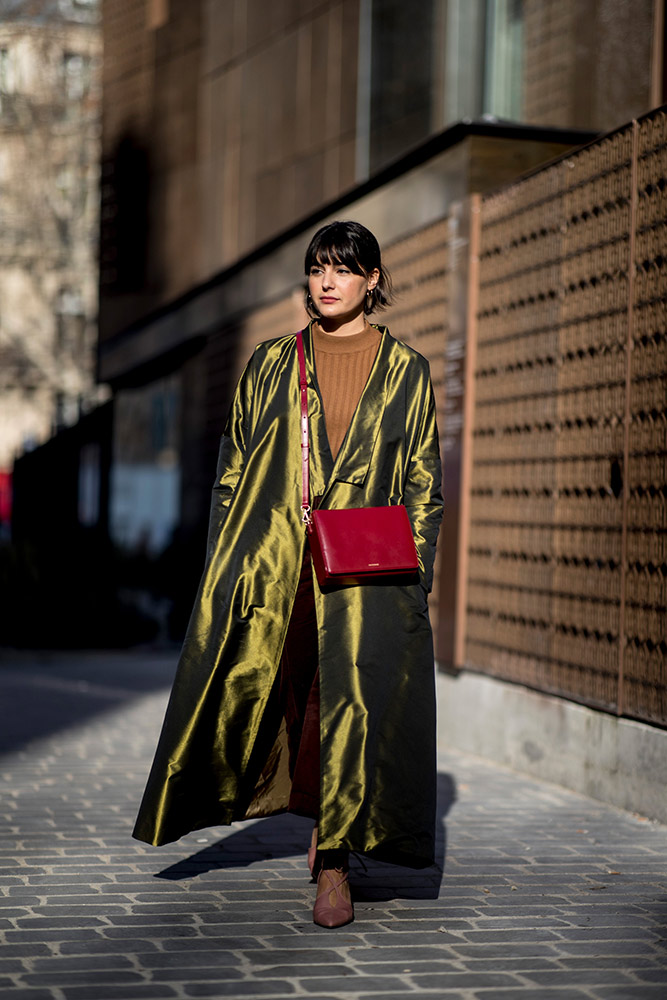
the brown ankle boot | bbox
[313,863,353,928]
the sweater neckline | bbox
[311,321,382,354]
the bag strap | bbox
[296,331,312,528]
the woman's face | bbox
[308,259,379,323]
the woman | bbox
[133,220,443,928]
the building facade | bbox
[100,0,659,341]
[0,0,105,527]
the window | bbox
[0,48,15,95]
[359,0,526,175]
[367,0,438,172]
[58,0,99,25]
[78,443,101,527]
[483,0,523,120]
[62,52,90,100]
[55,288,86,354]
[100,134,150,292]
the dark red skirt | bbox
[279,545,320,819]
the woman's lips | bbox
[320,297,338,303]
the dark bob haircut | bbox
[304,220,393,317]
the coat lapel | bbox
[301,323,334,497]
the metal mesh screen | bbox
[622,113,667,724]
[384,220,450,644]
[465,109,666,725]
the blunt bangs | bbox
[304,221,380,278]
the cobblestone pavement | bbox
[1,650,666,1000]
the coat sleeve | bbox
[205,354,256,564]
[403,367,443,593]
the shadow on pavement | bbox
[0,648,178,754]
[154,771,456,902]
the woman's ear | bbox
[367,268,380,291]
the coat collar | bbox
[301,320,392,496]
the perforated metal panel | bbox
[383,219,448,426]
[465,109,666,725]
[623,113,667,724]
[383,220,450,649]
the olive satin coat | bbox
[133,323,443,868]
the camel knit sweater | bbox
[312,322,382,461]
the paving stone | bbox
[61,988,178,1000]
[0,895,41,906]
[449,942,562,958]
[525,969,641,986]
[358,960,463,975]
[259,933,366,948]
[361,930,462,946]
[452,929,563,943]
[58,938,161,954]
[255,964,360,978]
[136,951,242,969]
[186,906,307,921]
[161,935,265,950]
[593,989,667,999]
[198,921,305,936]
[103,924,199,938]
[554,941,663,957]
[21,903,130,917]
[300,976,410,993]
[456,958,562,973]
[0,992,58,1000]
[25,874,115,885]
[354,996,468,1000]
[183,984,297,997]
[31,955,138,972]
[243,949,360,965]
[128,902,220,915]
[557,925,663,941]
[105,913,199,925]
[0,944,53,957]
[22,971,147,986]
[560,956,666,970]
[148,968,246,982]
[633,966,667,982]
[480,992,592,1000]
[349,945,466,963]
[14,917,108,929]
[0,960,30,974]
[408,971,522,987]
[4,929,115,944]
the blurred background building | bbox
[4,1,667,816]
[0,0,105,534]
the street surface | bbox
[1,649,666,999]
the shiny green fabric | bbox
[133,323,443,868]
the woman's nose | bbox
[321,269,335,288]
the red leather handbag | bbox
[296,331,419,587]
